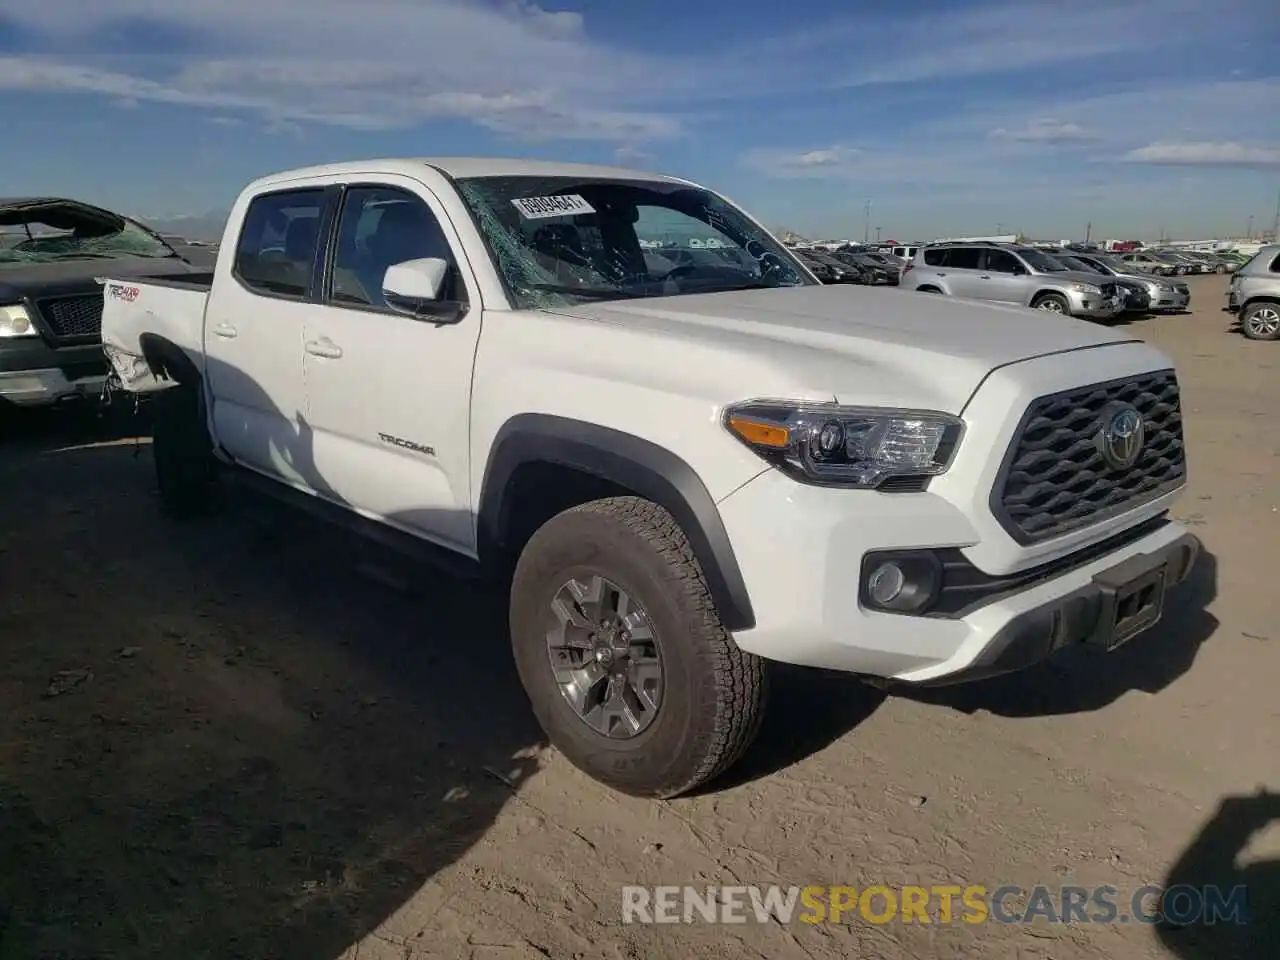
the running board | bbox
[222,466,488,583]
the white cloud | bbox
[2,0,1267,149]
[0,0,684,142]
[741,145,864,178]
[1120,141,1280,167]
[989,118,1096,143]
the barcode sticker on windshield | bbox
[511,194,596,220]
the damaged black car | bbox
[0,197,206,414]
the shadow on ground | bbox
[1156,789,1280,960]
[900,547,1218,718]
[0,413,545,959]
[693,537,1219,792]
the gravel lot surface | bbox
[1,274,1275,959]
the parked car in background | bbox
[1120,251,1182,276]
[829,248,898,285]
[1050,253,1150,314]
[99,155,1202,798]
[1177,250,1235,273]
[903,241,1123,320]
[0,196,203,414]
[796,248,865,284]
[1153,250,1210,275]
[793,248,842,283]
[1066,252,1191,313]
[1226,244,1280,340]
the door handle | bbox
[305,338,343,359]
[212,323,238,339]
[936,271,947,277]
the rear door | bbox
[939,246,984,298]
[202,185,336,488]
[301,177,484,554]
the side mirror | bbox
[1011,264,1027,275]
[382,257,457,319]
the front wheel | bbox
[1241,302,1280,341]
[1033,292,1070,315]
[509,496,767,798]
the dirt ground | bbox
[1,274,1277,960]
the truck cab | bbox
[101,158,1202,798]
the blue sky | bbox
[1,0,1277,241]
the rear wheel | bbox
[152,386,223,519]
[509,496,766,798]
[1241,302,1280,341]
[1033,292,1069,315]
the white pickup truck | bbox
[101,157,1200,797]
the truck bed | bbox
[100,275,209,392]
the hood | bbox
[550,284,1136,414]
[1045,269,1119,287]
[1114,269,1170,287]
[0,255,197,304]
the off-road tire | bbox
[152,385,223,519]
[509,496,767,798]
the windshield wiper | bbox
[524,282,633,300]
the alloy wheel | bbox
[545,574,663,738]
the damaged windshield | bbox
[454,175,813,309]
[0,198,177,267]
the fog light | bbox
[860,551,943,614]
[867,562,905,604]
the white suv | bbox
[101,157,1201,797]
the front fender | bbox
[478,413,756,631]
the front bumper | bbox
[1148,288,1190,311]
[0,339,109,407]
[717,467,1197,684]
[1227,290,1240,311]
[1070,292,1124,319]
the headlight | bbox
[0,304,37,338]
[723,400,964,488]
[1070,282,1102,294]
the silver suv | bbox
[903,242,1123,320]
[1226,244,1280,341]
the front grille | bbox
[1100,282,1118,299]
[992,370,1186,544]
[1175,283,1189,295]
[37,294,103,340]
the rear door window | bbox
[234,188,327,299]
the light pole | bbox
[996,222,1004,235]
[875,226,881,243]
[863,200,872,244]
[1247,215,1254,239]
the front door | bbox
[301,178,484,554]
[203,186,331,489]
[978,248,1027,304]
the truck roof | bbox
[252,157,688,191]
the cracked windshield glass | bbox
[456,175,814,309]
